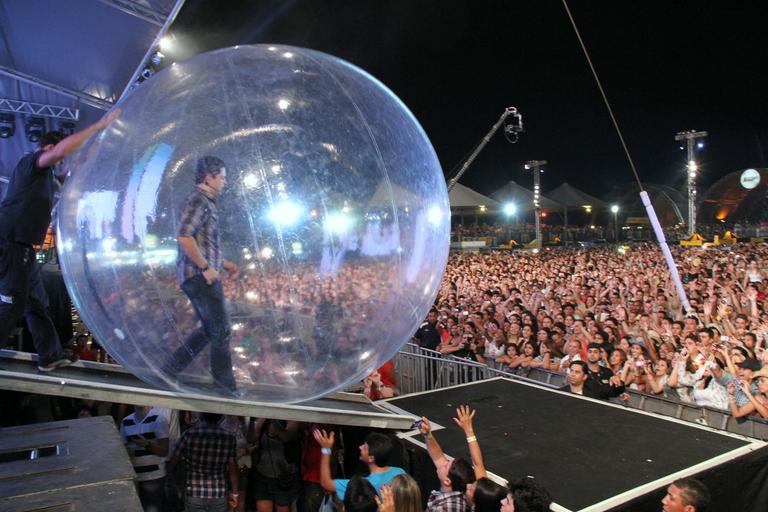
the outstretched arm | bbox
[312,429,337,494]
[419,417,448,468]
[453,405,486,479]
[37,108,121,169]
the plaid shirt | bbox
[172,423,236,499]
[427,490,467,512]
[177,187,221,285]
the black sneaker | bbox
[38,355,79,372]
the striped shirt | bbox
[172,423,236,499]
[177,187,221,285]
[121,408,170,482]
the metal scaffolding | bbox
[0,98,80,121]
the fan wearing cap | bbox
[710,355,764,418]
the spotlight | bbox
[150,51,165,66]
[141,67,154,80]
[60,122,76,135]
[25,117,44,143]
[0,113,15,139]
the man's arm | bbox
[37,109,121,169]
[228,459,239,510]
[177,235,219,284]
[452,405,486,479]
[418,417,449,468]
[312,429,337,494]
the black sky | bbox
[168,1,768,197]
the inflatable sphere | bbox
[57,45,450,403]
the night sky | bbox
[168,1,768,198]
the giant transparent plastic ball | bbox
[57,45,449,403]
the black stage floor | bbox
[384,378,766,511]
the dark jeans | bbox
[0,240,64,365]
[138,476,166,512]
[164,275,236,391]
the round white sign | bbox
[740,168,760,189]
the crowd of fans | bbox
[413,243,768,418]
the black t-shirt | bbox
[0,151,57,245]
[414,321,441,350]
[558,383,604,399]
[587,365,625,398]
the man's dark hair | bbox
[569,360,589,373]
[343,476,378,512]
[344,476,378,512]
[364,432,393,467]
[195,156,226,184]
[447,457,475,493]
[698,327,714,339]
[507,477,552,512]
[473,478,507,512]
[200,412,223,424]
[586,342,602,351]
[40,130,65,148]
[672,477,710,510]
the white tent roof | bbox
[490,180,561,211]
[449,182,500,208]
[548,182,606,209]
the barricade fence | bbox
[394,344,768,440]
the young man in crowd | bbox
[313,429,404,501]
[559,360,605,399]
[661,477,710,512]
[419,405,486,512]
[0,109,119,370]
[584,343,625,398]
[170,412,239,512]
[121,405,170,512]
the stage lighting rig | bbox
[0,113,15,139]
[25,117,44,143]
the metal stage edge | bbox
[0,350,416,429]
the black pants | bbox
[163,274,236,391]
[0,240,64,365]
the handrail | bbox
[394,343,768,439]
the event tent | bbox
[0,0,184,182]
[449,182,500,209]
[547,182,606,209]
[490,180,561,211]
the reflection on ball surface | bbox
[57,45,449,402]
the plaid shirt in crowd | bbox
[172,423,236,499]
[176,187,222,285]
[426,490,467,512]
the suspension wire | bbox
[561,0,644,191]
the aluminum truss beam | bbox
[0,350,415,429]
[0,65,113,111]
[0,98,79,121]
[96,0,167,27]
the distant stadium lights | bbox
[610,204,619,214]
[697,141,704,149]
[0,113,15,139]
[503,203,517,216]
[25,117,44,143]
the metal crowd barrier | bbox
[394,344,768,440]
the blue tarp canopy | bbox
[0,0,182,183]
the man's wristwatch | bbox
[201,264,210,272]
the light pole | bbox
[524,160,547,251]
[611,204,619,243]
[674,130,707,237]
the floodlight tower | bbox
[674,129,707,237]
[524,160,547,251]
